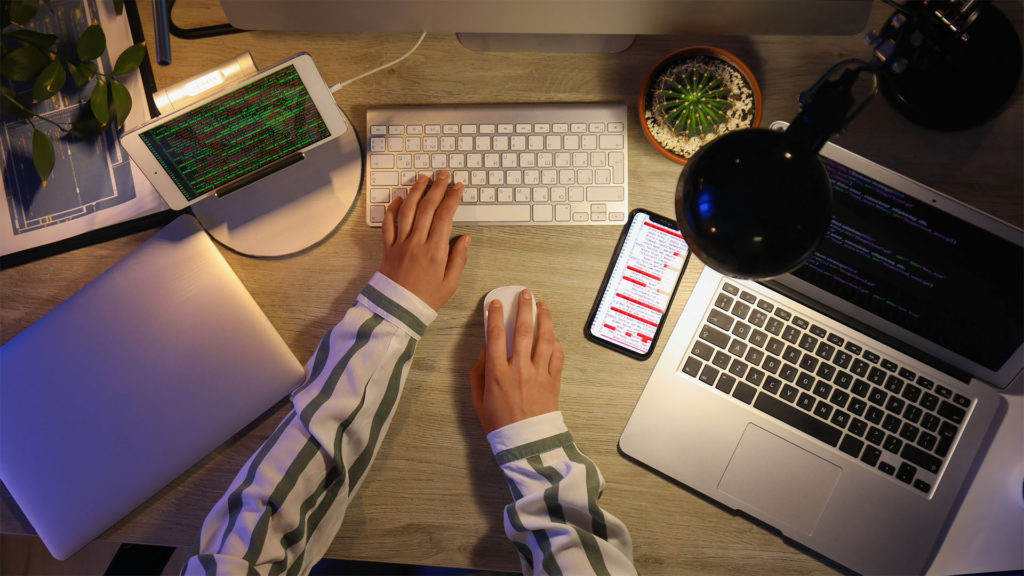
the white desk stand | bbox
[190,108,361,257]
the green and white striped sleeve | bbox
[488,412,637,576]
[183,272,436,576]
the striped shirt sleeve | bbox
[182,273,436,576]
[487,412,637,576]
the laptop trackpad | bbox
[718,424,841,536]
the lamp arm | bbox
[785,60,878,153]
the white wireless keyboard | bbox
[365,103,628,226]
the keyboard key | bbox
[797,392,816,411]
[913,479,931,493]
[861,446,882,466]
[867,367,886,385]
[691,341,715,361]
[798,333,818,352]
[899,422,920,443]
[901,443,941,473]
[866,426,885,445]
[712,351,731,369]
[732,382,757,404]
[699,324,731,349]
[454,204,531,222]
[716,373,736,394]
[882,434,903,454]
[780,384,799,403]
[830,409,850,429]
[901,383,922,403]
[882,414,902,433]
[878,462,896,476]
[754,393,843,446]
[834,371,853,389]
[917,431,937,451]
[849,418,867,437]
[707,309,733,331]
[851,359,869,377]
[839,435,864,458]
[938,400,966,424]
[699,364,720,385]
[682,356,702,377]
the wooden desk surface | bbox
[2,1,1021,572]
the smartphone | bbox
[120,53,347,210]
[584,209,691,360]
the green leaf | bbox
[9,0,40,26]
[113,0,125,15]
[112,43,146,76]
[32,128,55,184]
[110,80,131,129]
[67,60,97,87]
[0,85,34,119]
[4,29,58,50]
[76,24,105,61]
[0,44,51,81]
[69,109,103,137]
[32,59,65,102]
[89,78,109,126]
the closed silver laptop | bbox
[621,129,1022,574]
[0,215,306,559]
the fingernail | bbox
[522,289,532,300]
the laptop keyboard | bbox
[681,281,975,495]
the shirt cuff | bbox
[358,272,437,340]
[486,411,568,455]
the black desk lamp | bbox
[675,0,1022,279]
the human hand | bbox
[379,171,470,310]
[470,290,564,434]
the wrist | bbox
[359,272,437,339]
[486,411,567,454]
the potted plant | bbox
[639,46,762,164]
[1,0,146,185]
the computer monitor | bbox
[220,0,874,52]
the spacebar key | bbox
[455,204,532,222]
[753,393,843,447]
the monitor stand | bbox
[190,107,362,257]
[457,33,635,53]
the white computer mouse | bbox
[483,285,538,358]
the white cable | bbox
[329,30,428,93]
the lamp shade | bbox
[675,128,833,279]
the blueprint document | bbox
[0,0,166,257]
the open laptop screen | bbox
[786,156,1023,373]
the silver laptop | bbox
[0,215,306,560]
[620,128,1022,575]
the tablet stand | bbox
[152,53,361,257]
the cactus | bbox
[656,69,731,137]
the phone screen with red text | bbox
[584,209,691,359]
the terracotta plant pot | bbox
[639,46,762,165]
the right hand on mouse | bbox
[470,289,564,434]
[379,171,470,311]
